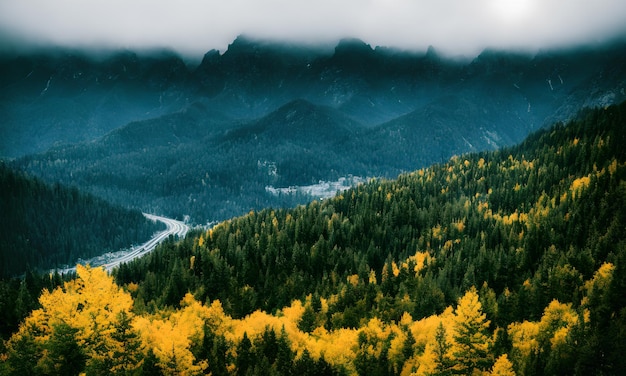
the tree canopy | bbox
[3,101,626,375]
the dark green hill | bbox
[114,101,626,374]
[100,101,232,150]
[222,99,360,145]
[13,100,370,222]
[0,163,164,278]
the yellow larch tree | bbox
[401,307,455,376]
[508,320,539,372]
[7,265,138,374]
[508,299,578,374]
[536,300,578,351]
[451,286,494,374]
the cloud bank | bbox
[1,0,625,57]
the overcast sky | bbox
[1,0,625,57]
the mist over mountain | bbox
[3,37,625,158]
[5,37,626,222]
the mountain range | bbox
[4,36,626,222]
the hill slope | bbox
[0,163,164,277]
[14,99,371,221]
[3,102,625,375]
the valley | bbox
[1,36,626,375]
[5,38,626,224]
[0,162,164,278]
[2,101,625,375]
[51,213,189,275]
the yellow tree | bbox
[508,320,539,372]
[508,300,578,374]
[134,293,210,375]
[490,354,516,376]
[452,286,494,375]
[6,265,138,374]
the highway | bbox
[51,213,189,275]
[102,214,189,272]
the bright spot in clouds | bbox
[490,0,535,22]
[0,0,624,57]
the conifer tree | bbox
[452,287,494,374]
[433,322,454,376]
[236,332,253,376]
[40,322,86,376]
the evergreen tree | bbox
[39,322,86,376]
[236,332,253,376]
[432,322,454,376]
[3,331,41,376]
[110,311,144,375]
[141,348,164,376]
[298,303,317,333]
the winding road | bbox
[51,213,189,274]
[102,214,189,271]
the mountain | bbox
[351,93,530,175]
[0,162,164,278]
[3,37,625,158]
[13,99,369,221]
[6,38,626,223]
[99,101,232,150]
[3,101,625,375]
[0,49,192,157]
[222,99,360,146]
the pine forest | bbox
[2,101,626,375]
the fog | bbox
[1,0,625,57]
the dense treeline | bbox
[0,269,67,340]
[0,163,164,277]
[2,102,626,375]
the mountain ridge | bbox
[3,37,626,158]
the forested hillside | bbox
[2,102,626,375]
[0,163,164,277]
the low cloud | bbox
[1,0,625,57]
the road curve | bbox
[51,213,189,275]
[102,214,189,271]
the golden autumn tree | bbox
[508,299,579,374]
[4,265,139,375]
[490,354,516,376]
[507,320,538,372]
[134,293,210,375]
[451,286,494,375]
